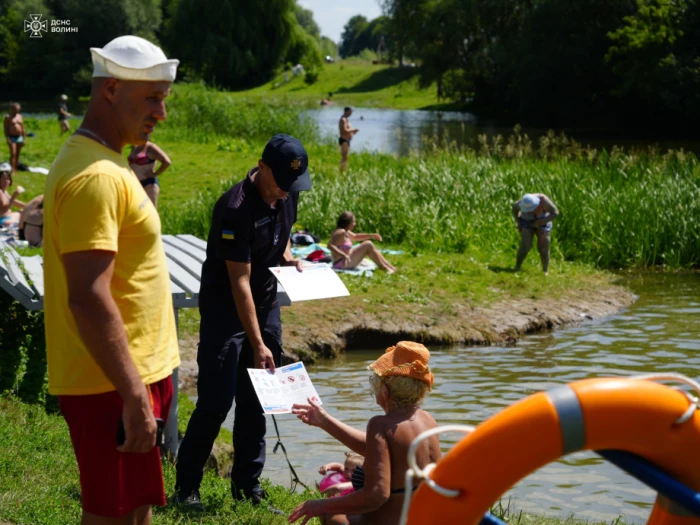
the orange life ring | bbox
[406,377,700,525]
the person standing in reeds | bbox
[512,193,559,275]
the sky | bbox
[298,0,383,44]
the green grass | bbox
[0,396,320,524]
[231,58,452,110]
[0,395,631,525]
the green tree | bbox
[319,36,338,58]
[294,3,320,40]
[380,0,427,64]
[339,15,369,57]
[164,0,298,89]
[606,0,699,127]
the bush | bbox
[0,292,52,408]
[304,67,320,85]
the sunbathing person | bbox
[0,162,25,228]
[18,194,43,246]
[289,341,441,525]
[329,211,396,273]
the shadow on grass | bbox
[336,67,419,93]
[488,265,517,274]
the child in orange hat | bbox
[290,341,441,525]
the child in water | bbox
[318,452,364,497]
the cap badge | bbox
[291,158,302,170]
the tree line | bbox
[343,0,698,132]
[0,0,336,98]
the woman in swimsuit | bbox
[329,211,397,273]
[0,162,25,228]
[289,341,441,525]
[127,140,172,208]
[511,193,560,275]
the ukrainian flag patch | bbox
[222,229,235,240]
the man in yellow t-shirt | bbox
[43,36,180,525]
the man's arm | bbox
[226,260,276,372]
[19,115,25,138]
[63,250,157,454]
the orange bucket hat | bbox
[369,341,434,389]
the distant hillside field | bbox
[231,58,454,110]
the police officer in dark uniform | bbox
[173,134,312,510]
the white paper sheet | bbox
[268,264,350,302]
[247,362,323,415]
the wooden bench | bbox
[0,234,291,456]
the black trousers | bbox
[175,306,282,496]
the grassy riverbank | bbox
[0,395,629,525]
[232,57,448,110]
[10,83,698,354]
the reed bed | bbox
[122,83,700,269]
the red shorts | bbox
[59,376,173,518]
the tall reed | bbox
[159,91,700,269]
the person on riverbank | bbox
[4,102,25,174]
[0,162,25,228]
[128,140,171,208]
[329,211,396,273]
[18,194,44,246]
[174,134,312,513]
[42,35,180,525]
[58,94,72,134]
[339,107,359,172]
[289,341,441,525]
[512,193,560,275]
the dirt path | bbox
[177,284,635,390]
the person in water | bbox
[338,107,359,172]
[289,341,441,525]
[329,211,396,273]
[512,193,560,275]
[128,140,171,208]
[4,102,25,174]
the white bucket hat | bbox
[0,162,11,173]
[91,35,179,82]
[519,194,541,213]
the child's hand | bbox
[318,465,328,475]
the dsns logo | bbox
[24,14,47,38]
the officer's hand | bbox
[284,258,303,272]
[254,344,276,373]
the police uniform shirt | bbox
[199,168,299,340]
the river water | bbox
[306,107,700,156]
[233,273,700,522]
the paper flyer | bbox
[247,362,323,415]
[268,264,350,302]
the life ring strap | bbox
[546,385,585,455]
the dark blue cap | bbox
[262,134,311,192]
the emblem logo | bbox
[290,158,302,170]
[24,14,47,38]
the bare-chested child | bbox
[339,107,359,172]
[4,103,25,174]
[289,341,441,525]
